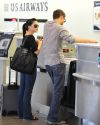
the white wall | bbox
[0,0,100,40]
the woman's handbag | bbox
[10,38,37,74]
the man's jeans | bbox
[18,68,37,119]
[46,63,66,122]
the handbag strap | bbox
[21,36,36,54]
[21,36,28,47]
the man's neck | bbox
[54,19,61,25]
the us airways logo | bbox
[4,2,48,12]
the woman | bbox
[18,18,42,120]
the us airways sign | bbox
[4,2,48,12]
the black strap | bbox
[21,36,28,47]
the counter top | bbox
[73,73,100,87]
[0,57,9,60]
[76,43,100,48]
[14,35,23,39]
[64,58,77,64]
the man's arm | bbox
[75,37,97,43]
[59,28,97,43]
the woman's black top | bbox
[22,35,38,53]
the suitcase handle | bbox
[8,57,18,89]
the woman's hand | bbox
[37,39,43,50]
[34,39,43,55]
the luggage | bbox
[0,85,3,116]
[2,58,19,115]
[61,60,76,109]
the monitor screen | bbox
[0,33,15,50]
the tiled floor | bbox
[0,115,79,125]
[0,106,79,125]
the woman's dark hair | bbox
[53,9,66,19]
[22,18,37,37]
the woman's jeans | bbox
[46,63,66,122]
[18,68,37,119]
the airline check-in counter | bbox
[0,32,22,115]
[73,43,100,125]
[0,32,22,85]
[0,32,15,85]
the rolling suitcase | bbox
[2,57,19,115]
[0,85,3,116]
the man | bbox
[43,9,96,125]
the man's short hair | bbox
[53,9,66,19]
